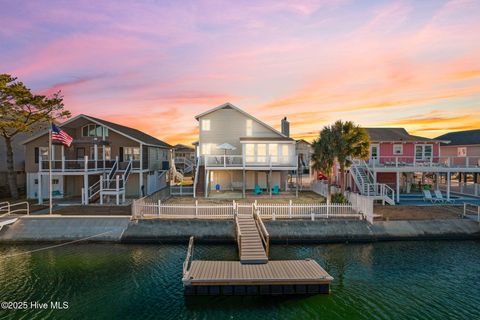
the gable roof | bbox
[435,129,480,146]
[22,114,172,148]
[174,143,195,151]
[195,102,287,138]
[364,128,444,143]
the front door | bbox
[370,144,380,165]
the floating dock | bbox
[182,213,333,295]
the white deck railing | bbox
[368,156,480,169]
[204,155,298,169]
[132,199,363,220]
[0,201,30,216]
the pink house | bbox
[339,128,480,204]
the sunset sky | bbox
[2,0,480,145]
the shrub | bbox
[330,193,347,204]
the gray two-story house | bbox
[23,114,172,205]
[193,103,298,198]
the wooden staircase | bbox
[235,214,268,264]
[194,165,205,197]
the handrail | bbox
[0,201,11,216]
[193,156,201,198]
[253,210,270,257]
[182,236,195,277]
[7,201,30,215]
[124,160,133,182]
[234,214,242,257]
[107,159,118,181]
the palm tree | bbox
[312,120,370,193]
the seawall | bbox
[1,217,479,244]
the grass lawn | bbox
[165,191,325,204]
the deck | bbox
[183,260,332,295]
[182,211,334,295]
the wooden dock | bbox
[182,212,333,295]
[183,259,333,295]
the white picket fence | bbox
[132,199,363,220]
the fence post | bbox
[254,200,257,216]
[233,200,236,217]
[311,209,314,221]
[195,200,198,217]
[326,198,330,219]
[463,202,466,218]
[158,200,161,217]
[289,199,292,219]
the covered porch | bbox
[204,169,299,198]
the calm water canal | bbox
[1,241,479,319]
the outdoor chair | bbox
[422,190,439,203]
[271,185,280,195]
[254,185,263,195]
[434,190,455,203]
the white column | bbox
[139,144,143,196]
[242,170,246,198]
[84,174,89,204]
[396,172,400,203]
[38,173,43,204]
[94,144,98,170]
[447,172,451,201]
[61,145,65,172]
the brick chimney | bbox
[281,117,290,137]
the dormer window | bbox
[201,119,211,131]
[246,119,253,136]
[82,124,108,137]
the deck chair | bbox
[254,185,263,195]
[271,185,280,195]
[422,189,436,203]
[434,190,455,203]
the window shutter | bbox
[119,147,124,162]
[34,147,39,164]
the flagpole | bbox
[49,121,53,215]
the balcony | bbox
[367,156,480,171]
[38,156,142,173]
[203,155,298,170]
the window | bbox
[393,144,403,155]
[82,124,108,137]
[257,144,266,162]
[89,146,111,160]
[34,147,49,163]
[457,147,467,157]
[269,144,278,162]
[201,119,210,131]
[245,144,255,162]
[246,119,253,137]
[123,147,140,161]
[415,144,433,160]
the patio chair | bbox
[271,185,280,195]
[422,189,438,203]
[434,190,455,203]
[254,185,263,195]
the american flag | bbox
[51,124,73,147]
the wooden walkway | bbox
[236,214,268,264]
